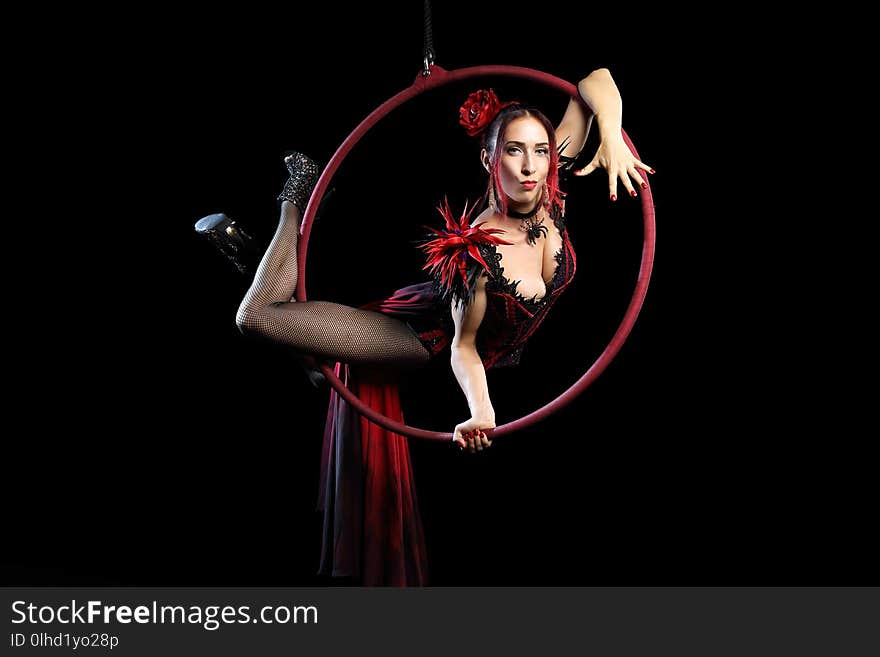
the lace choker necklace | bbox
[506,202,540,220]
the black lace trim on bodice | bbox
[478,210,568,313]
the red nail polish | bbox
[640,182,647,189]
[630,190,637,197]
[610,194,617,202]
[648,168,655,174]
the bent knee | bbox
[235,302,262,336]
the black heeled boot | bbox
[194,213,259,275]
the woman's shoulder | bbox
[470,207,501,230]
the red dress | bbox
[317,212,576,585]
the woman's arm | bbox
[555,67,621,161]
[571,68,653,199]
[449,273,494,452]
[575,67,621,139]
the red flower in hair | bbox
[458,89,516,137]
[420,198,512,297]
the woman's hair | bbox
[482,105,564,216]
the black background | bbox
[3,5,871,586]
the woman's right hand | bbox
[453,417,495,453]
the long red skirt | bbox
[316,283,447,586]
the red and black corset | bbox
[370,211,575,371]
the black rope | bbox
[422,0,435,76]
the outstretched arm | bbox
[559,68,653,200]
[450,274,494,453]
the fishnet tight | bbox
[235,202,430,369]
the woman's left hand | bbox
[461,428,492,454]
[453,416,494,453]
[573,132,653,201]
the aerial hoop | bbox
[297,64,656,442]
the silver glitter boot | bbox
[278,151,320,212]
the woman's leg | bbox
[235,157,429,370]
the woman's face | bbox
[494,116,551,212]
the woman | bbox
[203,68,652,585]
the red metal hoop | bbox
[297,65,655,442]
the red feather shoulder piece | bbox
[419,197,512,304]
